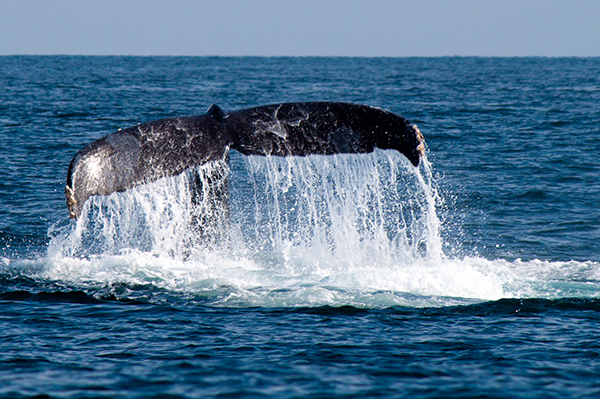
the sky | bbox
[1,0,599,57]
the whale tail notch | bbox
[65,102,425,218]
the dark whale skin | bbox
[66,102,425,218]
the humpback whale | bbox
[65,102,425,218]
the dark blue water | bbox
[1,56,600,398]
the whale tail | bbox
[66,102,425,218]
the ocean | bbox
[1,56,599,398]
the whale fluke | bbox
[66,102,425,218]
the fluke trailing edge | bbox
[65,102,425,218]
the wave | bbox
[2,150,599,308]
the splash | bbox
[41,150,600,307]
[229,150,443,269]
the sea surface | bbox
[1,56,599,398]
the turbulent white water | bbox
[41,150,600,307]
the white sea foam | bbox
[43,151,600,307]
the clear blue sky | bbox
[1,0,598,56]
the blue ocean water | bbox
[1,56,600,398]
